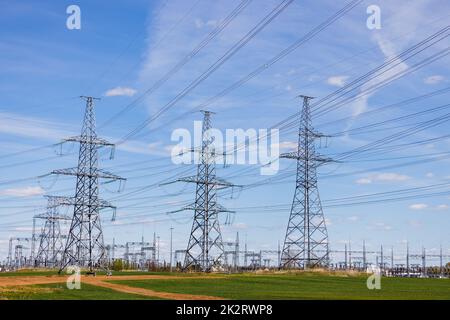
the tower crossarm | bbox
[170,203,235,214]
[38,196,115,211]
[177,175,239,188]
[280,152,335,164]
[43,195,76,208]
[51,168,125,181]
[34,213,72,220]
[63,136,114,147]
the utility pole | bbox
[380,245,384,273]
[152,232,157,264]
[406,241,410,277]
[52,97,125,274]
[112,238,115,261]
[31,218,37,266]
[170,227,174,272]
[362,240,366,270]
[344,244,348,269]
[391,246,394,270]
[277,240,281,267]
[157,236,160,265]
[348,241,352,268]
[422,247,426,278]
[244,237,248,267]
[234,232,239,269]
[280,95,332,269]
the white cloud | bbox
[357,173,410,185]
[409,203,428,210]
[0,112,76,140]
[277,141,297,152]
[372,222,392,231]
[425,172,434,178]
[348,215,359,222]
[408,220,422,228]
[115,140,170,156]
[356,178,372,185]
[0,186,44,197]
[194,18,218,29]
[14,227,34,232]
[232,222,247,229]
[424,75,445,85]
[287,68,296,75]
[327,75,349,87]
[375,173,410,182]
[104,86,137,97]
[436,204,448,210]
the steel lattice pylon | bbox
[172,111,236,272]
[34,196,72,267]
[280,95,331,269]
[52,97,125,273]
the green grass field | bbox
[110,273,450,300]
[0,283,157,300]
[1,271,449,300]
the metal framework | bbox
[172,111,237,272]
[7,237,32,269]
[52,96,125,273]
[34,196,72,267]
[280,95,331,269]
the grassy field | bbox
[110,273,450,300]
[0,271,449,299]
[0,283,158,300]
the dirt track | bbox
[0,274,224,300]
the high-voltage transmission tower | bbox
[34,196,72,267]
[280,95,332,269]
[170,111,238,272]
[52,96,125,274]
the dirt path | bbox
[0,274,224,300]
[0,275,66,287]
[85,277,224,300]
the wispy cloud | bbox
[356,172,410,184]
[370,221,392,231]
[105,86,137,97]
[232,222,247,229]
[0,186,44,197]
[409,203,428,210]
[424,75,445,84]
[117,140,171,156]
[0,112,76,140]
[327,75,349,87]
[194,18,218,29]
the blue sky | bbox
[0,0,449,265]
